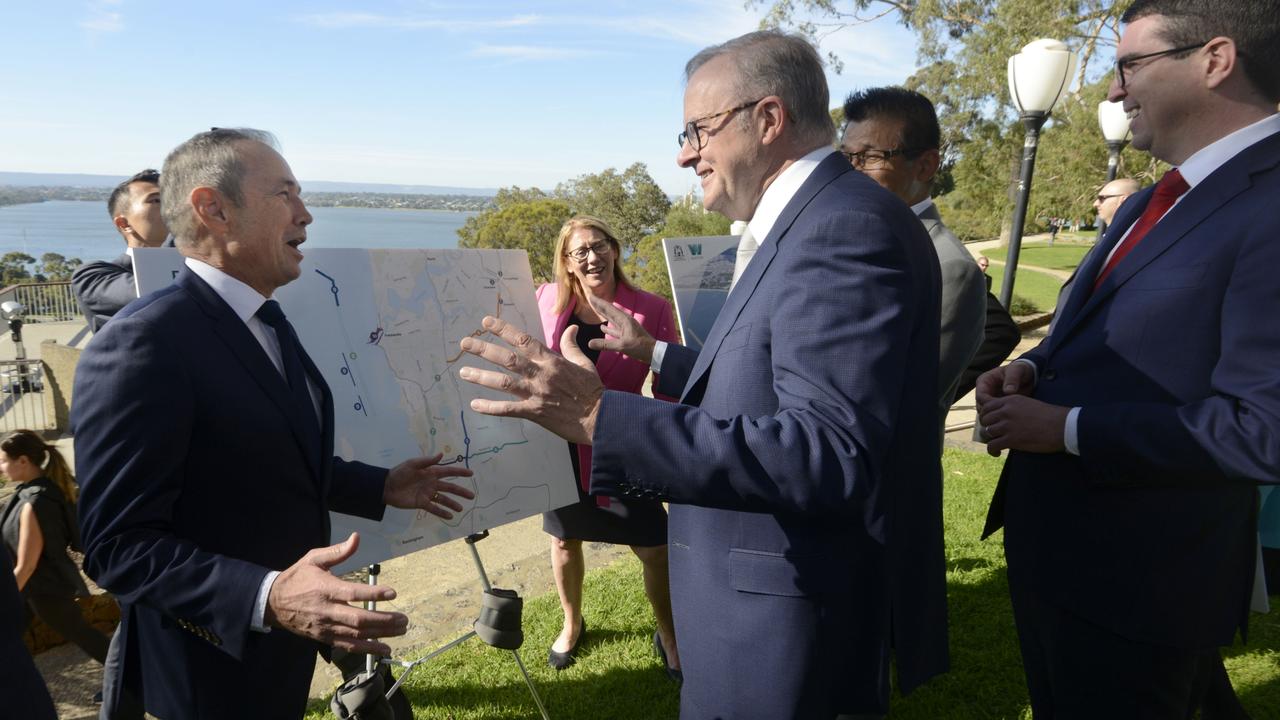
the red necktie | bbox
[1093,168,1190,291]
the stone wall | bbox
[40,340,81,431]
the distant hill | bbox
[0,171,497,197]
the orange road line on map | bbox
[446,293,502,364]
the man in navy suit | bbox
[460,31,947,719]
[978,1,1280,716]
[72,128,474,719]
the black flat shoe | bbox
[547,617,585,670]
[653,631,683,683]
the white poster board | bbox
[661,235,739,351]
[134,248,578,572]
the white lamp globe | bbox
[1097,99,1132,143]
[1008,39,1078,114]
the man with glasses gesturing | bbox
[459,30,948,719]
[978,0,1280,716]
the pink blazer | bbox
[536,282,678,495]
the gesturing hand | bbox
[974,361,1036,407]
[584,294,657,365]
[383,453,476,520]
[265,533,407,656]
[978,395,1070,457]
[457,315,603,445]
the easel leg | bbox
[466,532,552,720]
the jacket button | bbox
[1043,369,1058,381]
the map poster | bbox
[134,248,578,572]
[661,235,739,351]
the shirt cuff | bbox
[651,340,668,373]
[1064,407,1081,456]
[251,570,280,633]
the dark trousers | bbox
[1008,575,1215,719]
[26,592,109,663]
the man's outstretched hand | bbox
[383,453,475,519]
[458,315,603,445]
[265,533,407,655]
[584,294,657,365]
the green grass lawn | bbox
[307,449,1280,719]
[982,242,1094,271]
[982,263,1066,315]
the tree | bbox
[554,163,671,252]
[39,253,82,282]
[626,202,734,302]
[458,193,572,283]
[0,252,35,286]
[754,0,1161,239]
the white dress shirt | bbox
[651,146,837,370]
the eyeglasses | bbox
[839,147,919,170]
[1095,193,1125,203]
[565,241,613,262]
[1115,42,1206,88]
[677,99,763,151]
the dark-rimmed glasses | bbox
[1115,42,1206,88]
[565,241,612,262]
[677,99,763,151]
[840,147,920,170]
[1095,193,1124,203]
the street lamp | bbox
[1095,99,1132,240]
[1000,38,1078,310]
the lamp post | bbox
[1000,39,1078,310]
[1095,99,1132,240]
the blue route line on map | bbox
[314,269,341,307]
[441,411,529,469]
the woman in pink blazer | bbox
[537,216,681,680]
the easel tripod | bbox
[359,530,552,720]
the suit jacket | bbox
[72,267,388,719]
[953,279,1021,401]
[590,152,947,718]
[0,547,56,720]
[917,203,986,419]
[72,253,138,333]
[984,131,1280,649]
[536,282,678,493]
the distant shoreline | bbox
[0,190,492,212]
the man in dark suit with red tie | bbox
[977,1,1280,716]
[72,128,474,719]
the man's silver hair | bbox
[160,128,278,245]
[685,31,834,148]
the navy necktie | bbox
[255,300,322,455]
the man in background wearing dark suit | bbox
[840,86,986,431]
[459,31,947,719]
[73,128,474,719]
[979,1,1280,715]
[71,169,171,333]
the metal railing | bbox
[0,282,80,323]
[0,360,52,432]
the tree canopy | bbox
[755,0,1164,240]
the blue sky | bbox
[1,1,919,196]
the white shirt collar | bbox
[184,257,273,323]
[746,146,837,241]
[910,196,935,216]
[1178,113,1280,188]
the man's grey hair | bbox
[685,31,834,148]
[160,128,278,245]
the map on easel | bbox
[133,248,578,572]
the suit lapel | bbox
[681,152,849,399]
[177,269,324,479]
[1053,132,1280,344]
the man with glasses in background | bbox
[459,30,948,719]
[841,86,986,435]
[1092,176,1140,232]
[978,0,1280,715]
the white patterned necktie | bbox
[730,226,758,290]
